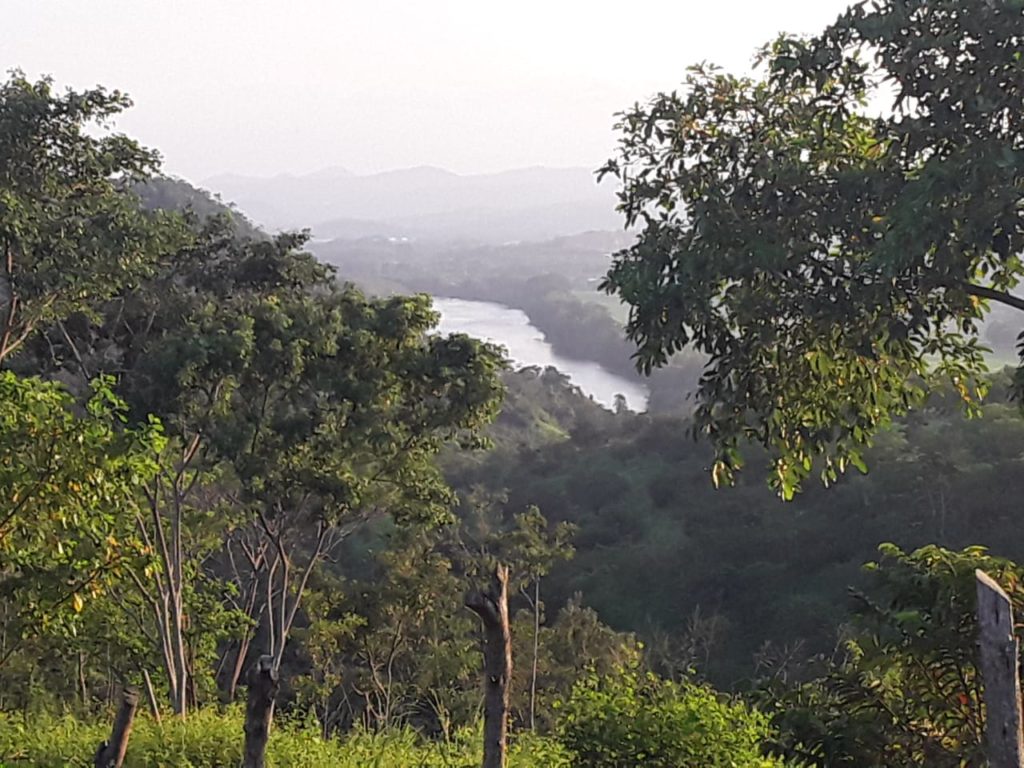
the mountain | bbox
[203,165,622,243]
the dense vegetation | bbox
[2,1,1024,766]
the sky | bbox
[5,0,856,182]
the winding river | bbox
[432,297,649,412]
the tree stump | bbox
[93,688,138,768]
[466,564,512,768]
[242,655,280,768]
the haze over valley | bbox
[206,165,622,242]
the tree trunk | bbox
[242,655,279,768]
[530,579,540,731]
[93,688,138,768]
[227,633,253,702]
[466,565,512,768]
[142,670,162,725]
[976,569,1024,768]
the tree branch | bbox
[962,283,1024,314]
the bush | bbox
[0,708,570,767]
[556,666,785,768]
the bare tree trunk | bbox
[133,448,204,719]
[530,579,540,731]
[976,569,1024,768]
[93,689,139,768]
[466,565,512,768]
[78,651,89,708]
[242,655,279,768]
[227,635,253,702]
[142,670,162,725]
[222,528,268,702]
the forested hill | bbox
[125,180,1024,689]
[134,176,262,239]
[478,369,1024,687]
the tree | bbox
[600,0,1024,497]
[24,218,263,717]
[0,373,163,669]
[466,564,512,768]
[0,70,201,715]
[105,229,505,760]
[0,72,182,369]
[501,506,575,731]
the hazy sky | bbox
[6,0,855,182]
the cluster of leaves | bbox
[0,373,163,664]
[0,72,185,365]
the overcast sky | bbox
[6,0,855,182]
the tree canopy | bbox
[601,0,1024,497]
[0,72,183,366]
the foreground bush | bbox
[557,666,786,768]
[0,708,569,767]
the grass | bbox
[0,709,570,768]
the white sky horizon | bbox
[6,0,857,184]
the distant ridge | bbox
[203,165,621,243]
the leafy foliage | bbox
[600,0,1024,496]
[557,664,785,767]
[762,544,1023,767]
[0,72,183,365]
[0,373,163,658]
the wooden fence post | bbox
[93,688,139,768]
[976,569,1024,768]
[466,564,512,768]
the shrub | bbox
[556,666,785,768]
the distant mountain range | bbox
[203,165,624,243]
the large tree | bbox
[0,71,184,692]
[601,0,1024,497]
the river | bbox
[432,297,649,412]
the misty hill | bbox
[134,176,261,239]
[203,165,623,243]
